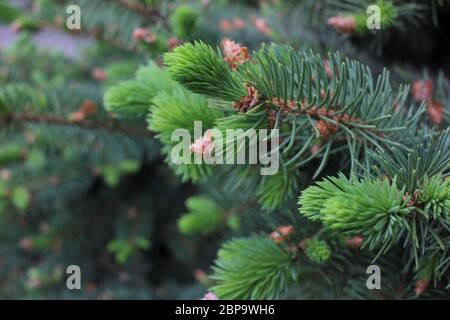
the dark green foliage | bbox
[374,129,449,191]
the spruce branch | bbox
[164,41,246,101]
[299,173,413,251]
[34,0,148,53]
[41,21,140,53]
[210,236,299,299]
[373,129,449,192]
[113,0,167,25]
[165,41,423,177]
[148,88,223,182]
[418,176,450,220]
[299,166,449,272]
[0,113,152,137]
[177,196,222,235]
[327,0,425,34]
[104,61,178,119]
[256,167,298,211]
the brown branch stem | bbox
[114,0,168,25]
[1,113,153,138]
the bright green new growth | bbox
[352,0,398,34]
[177,196,222,235]
[104,59,223,182]
[332,0,423,34]
[0,144,23,165]
[299,174,412,250]
[104,80,153,118]
[107,236,151,265]
[164,41,246,101]
[305,239,332,264]
[169,5,199,39]
[148,89,222,182]
[135,61,178,90]
[97,159,140,188]
[210,236,299,299]
[104,61,178,119]
[11,186,31,211]
[377,0,398,26]
[418,176,450,220]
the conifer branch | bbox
[165,41,423,177]
[113,0,167,25]
[0,113,152,137]
[41,21,140,53]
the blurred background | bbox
[0,0,449,299]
